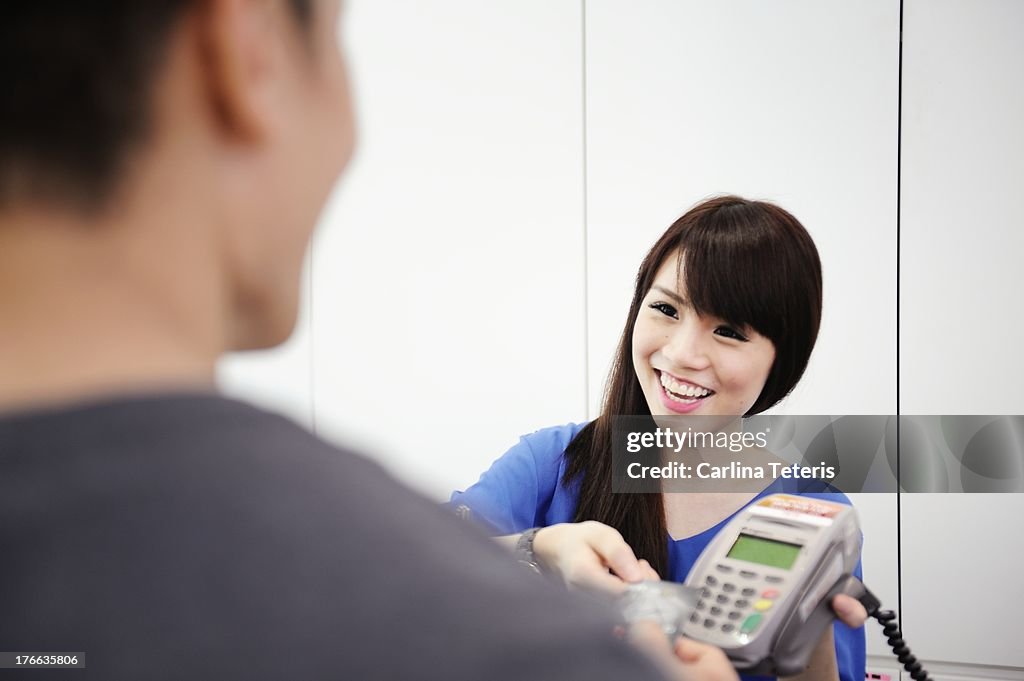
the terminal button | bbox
[761,589,780,599]
[753,599,773,612]
[740,613,763,634]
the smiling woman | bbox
[634,259,777,417]
[450,195,864,681]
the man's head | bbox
[0,0,354,351]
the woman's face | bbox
[631,254,776,417]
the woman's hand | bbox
[779,596,868,681]
[831,594,869,628]
[532,520,660,593]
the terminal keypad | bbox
[693,566,784,637]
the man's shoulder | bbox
[0,390,385,494]
[0,394,666,681]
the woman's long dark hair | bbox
[563,195,823,577]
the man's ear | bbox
[194,0,286,143]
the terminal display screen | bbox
[727,534,801,570]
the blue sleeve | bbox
[448,424,580,535]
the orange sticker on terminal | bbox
[756,494,844,519]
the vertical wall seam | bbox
[896,0,905,629]
[581,0,591,420]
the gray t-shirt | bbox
[0,393,666,680]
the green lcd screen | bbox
[726,534,802,570]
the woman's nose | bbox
[662,322,711,371]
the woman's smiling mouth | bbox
[656,370,715,412]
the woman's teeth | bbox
[660,372,712,402]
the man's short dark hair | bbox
[0,1,312,213]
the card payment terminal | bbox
[682,495,864,676]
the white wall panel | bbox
[312,0,587,499]
[900,0,1024,668]
[584,0,899,416]
[900,0,1024,416]
[584,0,901,657]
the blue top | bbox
[450,422,866,681]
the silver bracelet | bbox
[514,527,545,574]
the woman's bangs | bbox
[676,219,787,342]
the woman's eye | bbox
[649,302,678,319]
[714,325,749,342]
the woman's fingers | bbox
[533,521,656,594]
[569,558,658,594]
[638,558,661,581]
[570,564,634,594]
[831,594,868,628]
[584,522,646,583]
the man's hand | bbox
[627,621,739,681]
[629,594,868,681]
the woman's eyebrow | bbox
[652,286,690,307]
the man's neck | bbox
[0,208,225,413]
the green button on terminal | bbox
[740,613,762,634]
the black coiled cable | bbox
[872,609,931,681]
